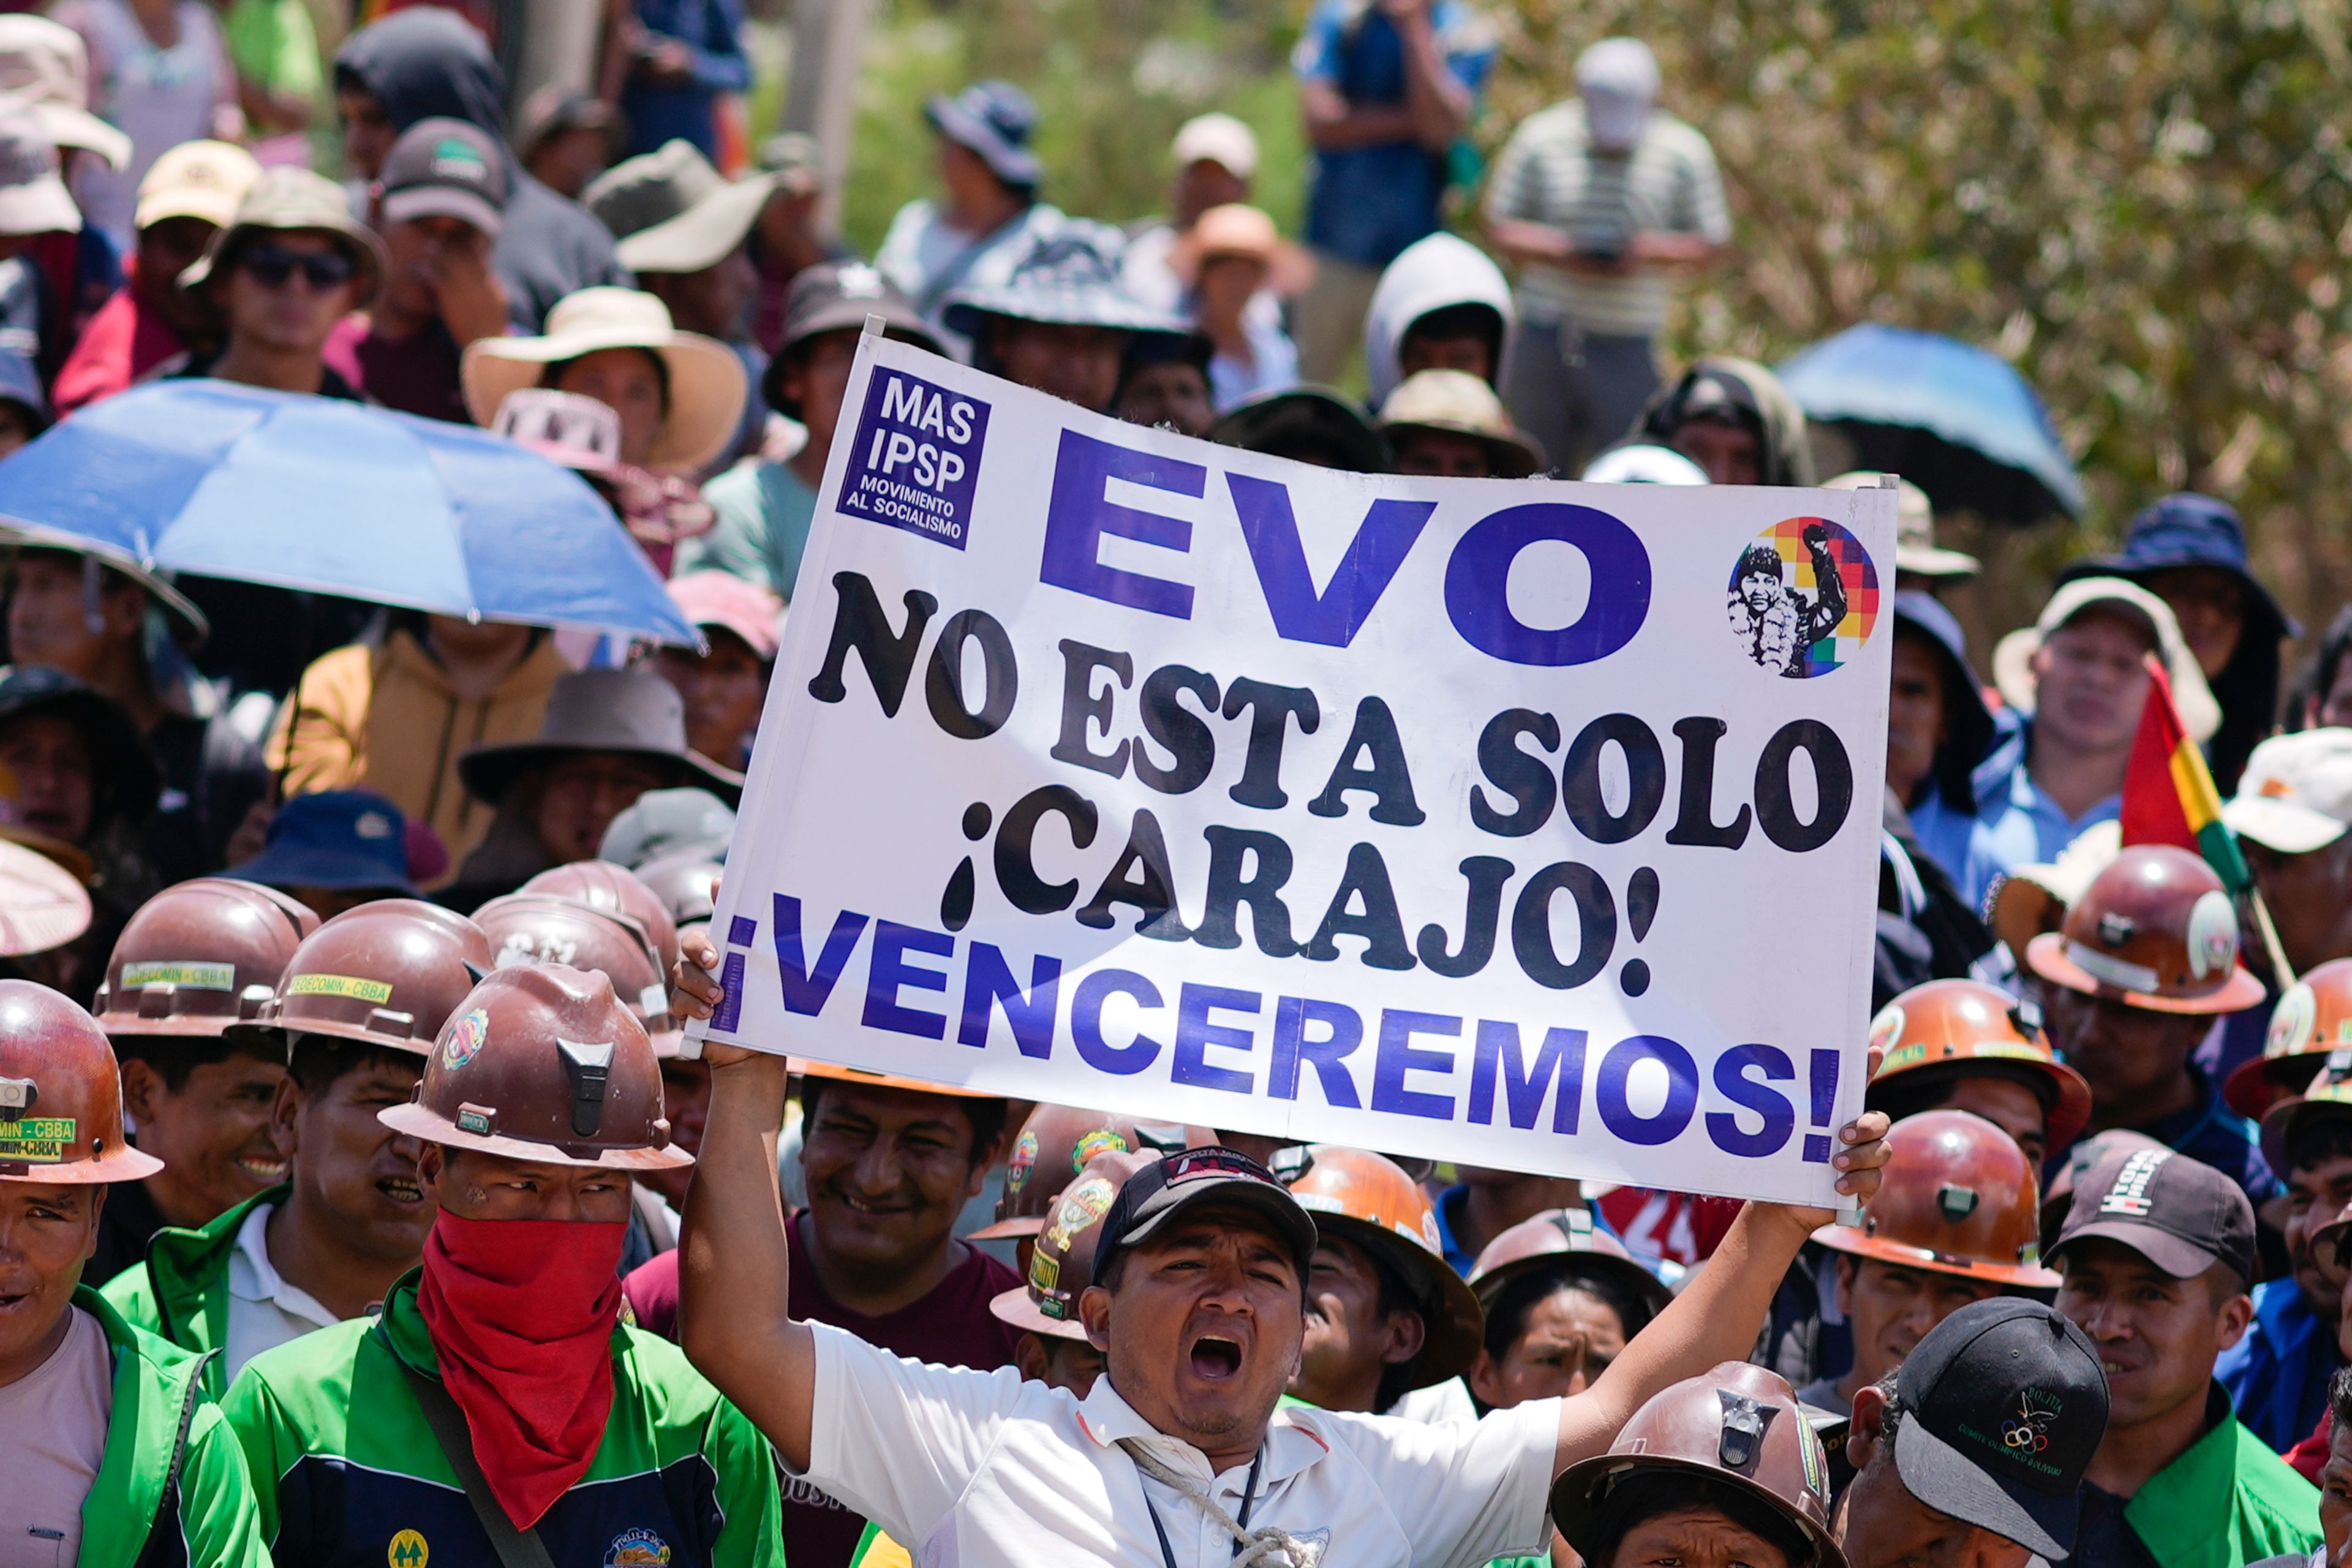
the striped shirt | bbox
[1483,101,1730,336]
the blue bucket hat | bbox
[229,790,417,894]
[924,80,1043,189]
[2059,492,2297,641]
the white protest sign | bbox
[693,334,1896,1207]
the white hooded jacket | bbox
[1360,232,1514,409]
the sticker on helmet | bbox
[1796,1417,1828,1502]
[1867,1003,1905,1060]
[388,1531,428,1568]
[121,960,235,990]
[1006,1128,1039,1194]
[1042,1175,1117,1253]
[443,1008,489,1070]
[289,973,396,1005]
[2267,982,2318,1060]
[1071,1128,1129,1170]
[2185,890,2239,980]
[0,1116,75,1162]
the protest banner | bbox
[690,330,1897,1206]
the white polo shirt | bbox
[793,1322,1558,1567]
[223,1202,338,1385]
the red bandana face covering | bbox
[417,1210,628,1530]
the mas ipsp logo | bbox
[840,367,990,549]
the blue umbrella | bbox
[1777,323,2084,526]
[0,379,698,643]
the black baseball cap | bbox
[381,118,510,236]
[1891,1298,2109,1559]
[1093,1146,1319,1284]
[2051,1145,2257,1284]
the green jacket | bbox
[101,1187,285,1398]
[73,1285,271,1568]
[221,1269,784,1568]
[2124,1394,2321,1568]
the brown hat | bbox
[519,858,682,978]
[988,1148,1155,1340]
[2026,845,2264,1014]
[458,668,742,809]
[1274,1144,1484,1389]
[95,878,320,1038]
[379,962,690,1170]
[1466,1207,1674,1330]
[226,899,494,1057]
[473,892,676,1054]
[180,165,387,307]
[0,979,162,1181]
[1551,1362,1845,1568]
[1865,979,2091,1150]
[1377,369,1546,478]
[1812,1109,2059,1287]
[974,1104,1205,1240]
[2225,957,2352,1117]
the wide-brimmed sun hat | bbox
[461,287,746,474]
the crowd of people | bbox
[0,5,2344,1568]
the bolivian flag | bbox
[2119,652,2252,894]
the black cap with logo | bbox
[2051,1144,2258,1284]
[1092,1145,1319,1284]
[1890,1298,2108,1559]
[380,117,511,237]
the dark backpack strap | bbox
[131,1349,216,1568]
[398,1361,559,1568]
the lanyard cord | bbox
[1129,1442,1290,1568]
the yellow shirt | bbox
[265,628,568,880]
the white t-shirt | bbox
[794,1321,1558,1567]
[223,1202,337,1385]
[0,1305,113,1568]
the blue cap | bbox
[2058,492,2297,641]
[229,790,417,894]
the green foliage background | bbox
[804,0,2352,662]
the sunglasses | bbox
[240,245,356,291]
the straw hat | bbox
[1378,368,1546,478]
[462,287,747,475]
[1170,203,1313,298]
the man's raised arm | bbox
[1551,1108,1889,1475]
[673,930,819,1470]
